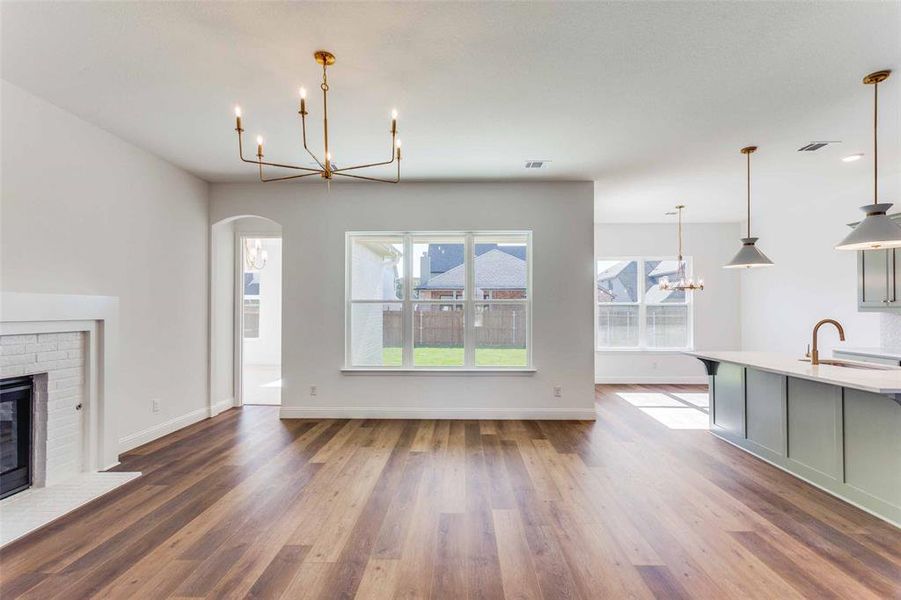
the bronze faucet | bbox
[811,319,846,365]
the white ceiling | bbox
[2,1,899,222]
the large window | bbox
[596,257,692,350]
[346,232,531,369]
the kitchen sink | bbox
[798,358,898,371]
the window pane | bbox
[351,236,404,300]
[350,303,402,366]
[644,259,687,304]
[243,299,260,339]
[647,305,689,348]
[597,305,639,347]
[244,271,261,296]
[473,235,528,300]
[413,303,464,367]
[597,260,638,303]
[475,303,527,367]
[412,236,465,300]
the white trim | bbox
[118,405,210,453]
[279,406,597,420]
[341,367,537,374]
[210,397,235,417]
[595,375,708,384]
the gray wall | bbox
[210,181,596,418]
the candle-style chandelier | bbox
[233,50,402,183]
[659,205,705,292]
[244,239,268,270]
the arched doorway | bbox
[210,215,282,413]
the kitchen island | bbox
[688,350,901,526]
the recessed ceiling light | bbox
[842,153,864,162]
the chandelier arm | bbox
[299,112,326,170]
[258,161,323,182]
[333,131,397,173]
[238,131,323,173]
[333,160,400,183]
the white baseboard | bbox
[595,376,708,385]
[278,406,597,420]
[118,406,210,453]
[210,397,235,417]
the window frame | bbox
[595,255,694,351]
[345,231,533,370]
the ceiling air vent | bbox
[797,141,840,152]
[524,160,548,169]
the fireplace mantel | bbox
[1,292,120,471]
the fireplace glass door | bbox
[1,376,32,499]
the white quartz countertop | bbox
[833,347,901,361]
[686,350,901,396]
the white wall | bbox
[1,81,210,449]
[210,181,596,419]
[210,219,235,413]
[739,171,901,358]
[594,223,743,383]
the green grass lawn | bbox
[382,347,527,367]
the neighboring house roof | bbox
[417,249,526,290]
[597,287,615,301]
[597,261,630,282]
[647,260,680,278]
[427,243,526,275]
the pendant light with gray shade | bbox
[836,70,901,250]
[724,146,774,268]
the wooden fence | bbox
[382,306,526,348]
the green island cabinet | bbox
[694,357,900,526]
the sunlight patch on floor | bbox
[673,392,709,408]
[638,407,709,430]
[616,392,685,407]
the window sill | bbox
[341,367,537,375]
[596,348,693,354]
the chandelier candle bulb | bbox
[256,136,263,158]
[299,87,307,114]
[234,106,242,131]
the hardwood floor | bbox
[1,384,899,599]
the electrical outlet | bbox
[310,385,318,397]
[553,386,562,398]
[151,398,160,413]
[652,361,658,370]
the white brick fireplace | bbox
[0,293,139,546]
[1,332,86,485]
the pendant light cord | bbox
[873,80,879,205]
[678,207,683,259]
[746,151,751,238]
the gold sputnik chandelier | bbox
[233,50,402,183]
[659,205,705,292]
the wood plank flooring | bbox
[1,384,899,599]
